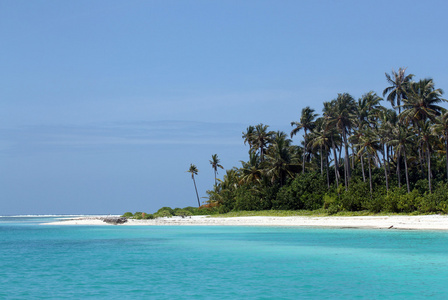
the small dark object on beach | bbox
[103,217,128,225]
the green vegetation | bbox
[121,206,214,219]
[201,68,448,215]
[209,210,428,218]
[130,68,448,217]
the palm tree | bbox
[390,125,413,193]
[353,92,384,188]
[323,101,342,187]
[327,93,356,189]
[399,78,445,125]
[419,120,437,193]
[378,108,397,188]
[265,131,300,186]
[309,117,334,188]
[431,109,448,181]
[356,129,381,193]
[356,91,383,129]
[291,106,318,174]
[383,67,414,114]
[210,154,224,186]
[187,164,201,207]
[253,124,274,162]
[240,152,263,185]
[242,125,255,150]
[400,78,445,177]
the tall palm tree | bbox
[431,109,448,181]
[291,106,318,174]
[187,164,201,207]
[419,120,436,193]
[309,117,334,188]
[323,101,342,187]
[400,78,445,177]
[327,93,356,189]
[210,154,224,186]
[383,67,414,114]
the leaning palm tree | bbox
[291,106,318,174]
[187,164,201,207]
[383,67,414,114]
[210,154,224,186]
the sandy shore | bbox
[41,215,448,230]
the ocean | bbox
[1,216,448,299]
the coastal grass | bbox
[210,209,437,218]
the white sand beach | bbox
[42,215,448,230]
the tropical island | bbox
[48,68,448,228]
[125,68,448,218]
[187,68,448,216]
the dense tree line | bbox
[205,68,448,214]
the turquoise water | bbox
[1,217,448,299]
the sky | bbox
[1,0,448,215]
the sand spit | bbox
[41,215,448,230]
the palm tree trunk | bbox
[418,143,424,174]
[427,146,432,193]
[361,155,366,182]
[193,177,200,207]
[368,155,372,194]
[387,146,391,176]
[338,144,343,168]
[351,144,355,169]
[445,134,448,182]
[320,144,323,175]
[342,130,350,189]
[302,131,307,174]
[331,137,340,187]
[397,152,401,188]
[383,147,389,192]
[403,148,410,193]
[326,152,330,189]
[214,169,217,186]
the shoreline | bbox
[41,215,448,230]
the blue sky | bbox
[1,0,448,215]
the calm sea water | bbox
[1,216,448,299]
